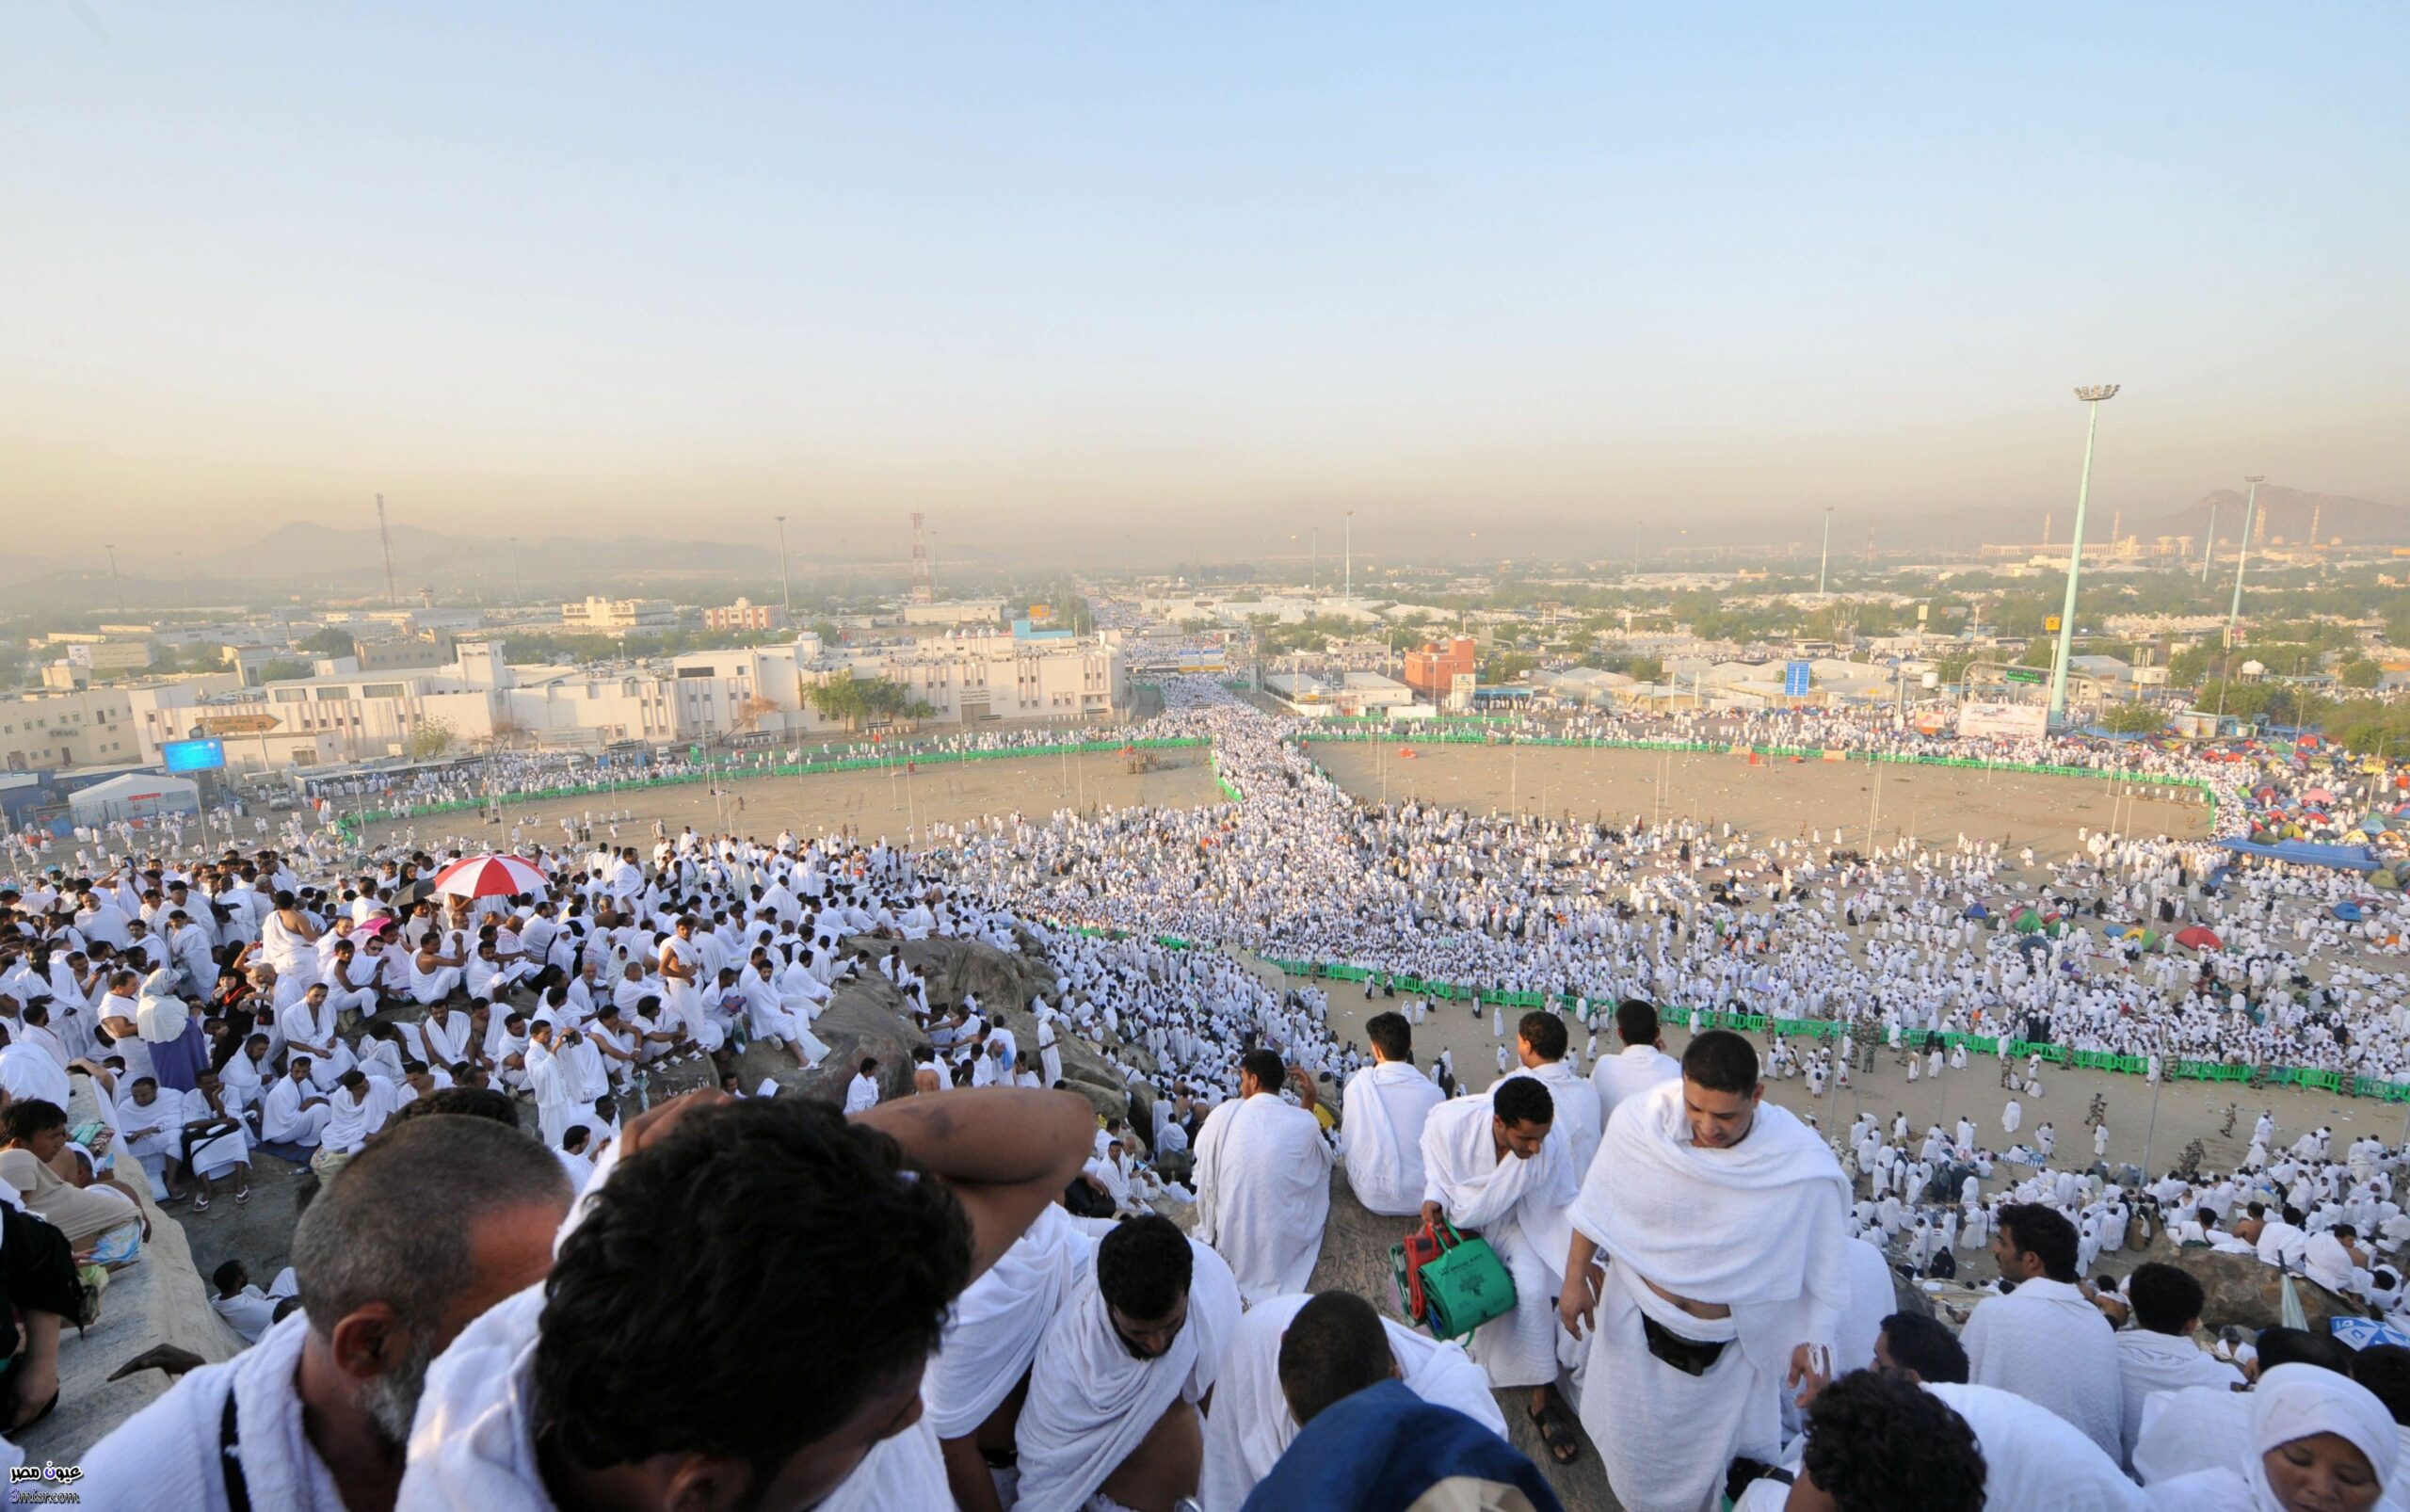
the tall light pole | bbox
[774,515,793,618]
[2046,385,2119,728]
[1343,510,1353,605]
[1818,507,1834,596]
[2226,475,2263,644]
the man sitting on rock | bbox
[1013,1213,1242,1512]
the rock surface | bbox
[2173,1246,2363,1332]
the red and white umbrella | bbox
[429,854,550,900]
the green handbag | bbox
[1393,1219,1517,1342]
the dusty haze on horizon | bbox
[3,6,2403,565]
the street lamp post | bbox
[2047,386,2119,728]
[2225,476,2263,644]
[1819,507,1834,596]
[774,515,793,619]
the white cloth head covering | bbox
[134,967,189,1043]
[2243,1363,2398,1506]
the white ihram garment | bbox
[1338,1061,1444,1216]
[1567,1080,1851,1512]
[1419,1094,1576,1391]
[1012,1238,1242,1512]
[1197,1292,1506,1512]
[1193,1093,1332,1305]
[922,1205,1092,1440]
[395,1285,950,1512]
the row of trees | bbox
[801,672,935,729]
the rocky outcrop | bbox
[816,934,1147,1129]
[2174,1248,2363,1332]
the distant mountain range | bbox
[1824,483,2408,553]
[2159,484,2410,547]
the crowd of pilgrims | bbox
[0,675,2397,1507]
[935,678,2409,1086]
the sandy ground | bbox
[353,748,1226,855]
[1308,740,2209,858]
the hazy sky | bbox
[4,3,2404,569]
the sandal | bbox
[1529,1400,1582,1466]
[235,1187,251,1205]
[192,1194,208,1213]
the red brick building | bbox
[1403,636,1477,696]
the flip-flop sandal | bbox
[1528,1402,1582,1465]
[192,1195,209,1213]
[235,1189,252,1205]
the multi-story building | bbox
[0,687,140,771]
[901,600,1004,628]
[823,631,1124,728]
[561,597,678,632]
[703,599,788,633]
[1403,636,1478,697]
[128,669,496,772]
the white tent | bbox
[68,773,201,825]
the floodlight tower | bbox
[774,514,793,616]
[2226,475,2263,640]
[1818,507,1834,595]
[2046,385,2119,728]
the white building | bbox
[561,597,678,632]
[902,600,1005,628]
[0,686,144,771]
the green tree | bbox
[405,717,458,759]
[2100,702,2167,735]
[2340,659,2381,689]
[256,659,313,683]
[298,627,357,657]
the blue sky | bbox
[3,3,2403,565]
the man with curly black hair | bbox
[1014,1212,1242,1512]
[395,1085,1096,1512]
[1758,1369,1985,1512]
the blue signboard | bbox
[163,737,227,774]
[1783,661,1812,697]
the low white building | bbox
[561,597,678,632]
[0,686,141,771]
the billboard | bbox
[162,737,228,774]
[1956,701,2048,740]
[1783,661,1812,697]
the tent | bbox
[2218,838,2382,874]
[2176,925,2223,951]
[1964,902,1990,920]
[67,772,201,824]
[2333,902,2365,922]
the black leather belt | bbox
[1642,1312,1728,1376]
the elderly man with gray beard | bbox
[79,1114,575,1512]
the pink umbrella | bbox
[430,854,550,900]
